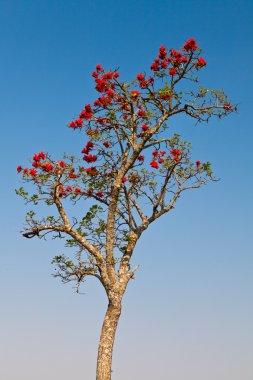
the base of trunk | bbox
[96,302,122,380]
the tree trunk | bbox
[96,300,122,380]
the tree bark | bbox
[96,300,122,380]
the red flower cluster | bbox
[150,44,189,75]
[83,154,97,163]
[81,141,94,155]
[183,38,198,52]
[103,141,110,148]
[18,151,54,179]
[79,104,93,120]
[150,150,167,169]
[195,57,207,68]
[148,39,206,81]
[81,141,97,163]
[92,66,119,108]
[136,72,154,88]
[86,166,98,176]
[171,49,188,67]
[41,162,54,172]
[29,169,37,178]
[31,152,49,170]
[196,160,201,169]
[57,184,83,198]
[170,148,181,162]
[69,119,83,129]
[137,155,145,162]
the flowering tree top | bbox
[17,38,235,291]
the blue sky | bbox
[0,0,253,379]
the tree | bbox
[16,38,235,380]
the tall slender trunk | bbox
[96,300,122,380]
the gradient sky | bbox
[1,0,253,379]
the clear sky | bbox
[1,0,253,379]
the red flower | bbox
[158,45,167,59]
[86,141,94,150]
[83,154,97,163]
[137,155,145,161]
[161,60,168,69]
[151,62,159,71]
[138,109,145,117]
[174,156,179,162]
[96,64,102,71]
[140,124,149,132]
[75,119,83,127]
[85,104,92,113]
[152,150,159,157]
[92,71,98,78]
[66,186,72,192]
[41,163,54,172]
[113,72,119,78]
[223,102,232,111]
[130,90,140,100]
[94,99,100,107]
[122,177,127,183]
[23,168,29,175]
[160,93,170,100]
[171,49,182,59]
[69,121,77,129]
[29,169,37,178]
[86,188,93,196]
[103,141,110,148]
[195,57,207,67]
[58,161,66,168]
[169,68,176,76]
[158,158,164,164]
[170,148,181,156]
[160,150,166,156]
[137,73,145,81]
[196,160,201,168]
[86,166,98,175]
[75,187,82,194]
[80,110,93,120]
[96,191,104,198]
[150,160,159,169]
[107,89,115,98]
[183,38,198,52]
[33,154,40,162]
[17,165,22,173]
[69,172,80,179]
[104,71,113,80]
[39,152,45,160]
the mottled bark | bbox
[96,300,122,380]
